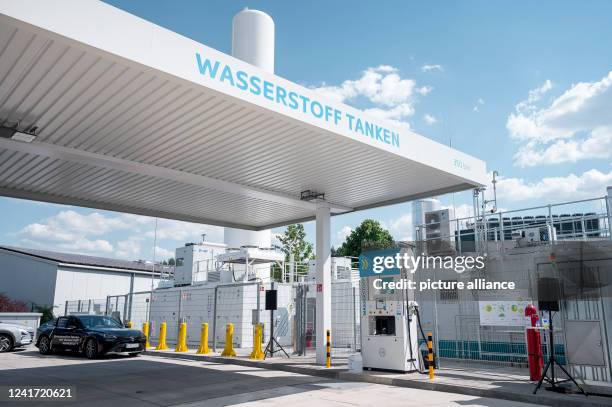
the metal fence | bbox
[416,196,612,256]
[409,195,612,381]
[65,279,361,356]
[412,241,612,385]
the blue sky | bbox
[1,1,611,260]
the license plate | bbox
[125,343,140,349]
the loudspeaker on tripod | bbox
[538,277,560,312]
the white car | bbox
[0,322,34,352]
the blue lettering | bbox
[346,113,355,129]
[334,109,342,125]
[365,122,374,138]
[392,132,400,147]
[236,70,248,90]
[220,65,235,86]
[249,75,261,95]
[195,53,220,78]
[299,95,310,113]
[375,125,384,142]
[355,118,364,135]
[263,80,274,101]
[324,106,333,122]
[276,85,287,106]
[288,92,299,109]
[311,101,323,118]
[195,54,401,149]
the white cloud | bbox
[16,210,222,260]
[423,114,437,125]
[473,98,485,112]
[421,64,443,72]
[493,169,612,202]
[17,211,119,255]
[508,73,612,166]
[154,246,175,259]
[417,86,433,95]
[442,204,474,220]
[385,214,413,241]
[144,219,223,243]
[514,127,612,167]
[116,238,141,259]
[312,65,430,130]
[335,226,353,247]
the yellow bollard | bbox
[427,332,434,380]
[155,322,169,350]
[249,323,264,360]
[221,323,236,357]
[175,322,188,352]
[142,322,150,349]
[126,321,133,328]
[196,323,210,354]
[326,329,331,368]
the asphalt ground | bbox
[0,347,543,406]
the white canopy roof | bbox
[0,0,487,230]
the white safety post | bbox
[315,203,332,365]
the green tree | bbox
[33,304,55,324]
[167,258,176,266]
[336,219,394,257]
[272,224,314,281]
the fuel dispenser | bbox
[359,246,422,372]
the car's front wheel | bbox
[0,334,13,353]
[84,338,99,359]
[38,335,52,355]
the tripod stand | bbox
[263,308,289,359]
[533,310,587,396]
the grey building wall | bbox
[0,249,58,307]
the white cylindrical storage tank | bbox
[232,8,275,73]
[412,198,441,239]
[224,228,272,249]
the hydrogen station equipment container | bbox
[360,245,422,372]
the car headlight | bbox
[102,333,117,340]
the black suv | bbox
[36,315,145,359]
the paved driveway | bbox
[0,348,542,406]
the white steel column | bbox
[315,203,331,365]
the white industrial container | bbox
[412,198,441,240]
[425,208,456,254]
[173,241,226,286]
[232,8,275,73]
[149,282,293,348]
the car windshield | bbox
[77,316,123,329]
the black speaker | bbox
[538,277,560,312]
[265,289,277,311]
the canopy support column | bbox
[315,203,331,365]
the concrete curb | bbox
[143,351,610,407]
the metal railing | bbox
[416,196,611,255]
